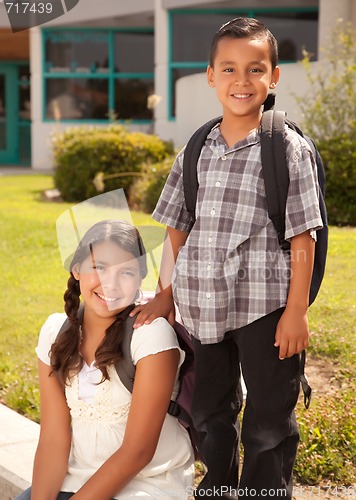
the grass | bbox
[308,227,356,375]
[0,175,164,420]
[293,225,356,484]
[0,175,355,484]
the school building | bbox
[0,0,354,170]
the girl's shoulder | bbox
[40,312,67,337]
[36,313,67,365]
[132,317,176,344]
[131,317,185,366]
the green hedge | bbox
[317,135,356,226]
[129,156,175,213]
[52,125,173,202]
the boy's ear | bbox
[271,65,280,86]
[207,65,215,87]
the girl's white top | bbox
[36,313,195,499]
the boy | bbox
[131,17,323,499]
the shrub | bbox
[52,125,172,202]
[317,135,356,225]
[296,20,356,225]
[129,156,175,213]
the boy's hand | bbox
[274,307,310,359]
[130,289,175,328]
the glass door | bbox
[0,65,18,164]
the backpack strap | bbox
[182,93,276,219]
[300,350,312,409]
[183,117,222,218]
[57,304,85,337]
[262,92,276,111]
[114,313,136,393]
[260,110,290,251]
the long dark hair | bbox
[50,220,147,385]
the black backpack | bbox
[182,96,328,408]
[182,99,328,306]
[56,302,199,457]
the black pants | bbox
[192,308,300,499]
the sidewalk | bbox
[0,404,39,500]
[0,167,53,176]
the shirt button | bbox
[210,209,215,216]
[221,155,227,160]
[207,264,211,271]
[208,236,213,243]
[206,293,211,299]
[215,181,221,187]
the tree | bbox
[297,19,355,141]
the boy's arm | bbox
[274,230,315,359]
[130,226,189,327]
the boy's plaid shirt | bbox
[153,125,323,344]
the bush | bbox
[129,156,175,213]
[317,135,356,225]
[52,125,173,202]
[296,21,356,225]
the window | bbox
[168,8,318,118]
[43,28,154,122]
[46,79,109,120]
[45,31,109,72]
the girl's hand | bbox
[274,306,310,359]
[130,289,175,328]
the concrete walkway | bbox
[0,167,53,176]
[0,404,39,499]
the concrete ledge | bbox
[0,404,39,500]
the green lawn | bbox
[308,225,356,375]
[0,175,164,419]
[0,175,355,484]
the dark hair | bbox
[209,17,279,69]
[50,220,148,385]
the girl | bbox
[17,219,194,500]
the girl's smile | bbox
[94,291,121,304]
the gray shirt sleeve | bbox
[152,148,195,232]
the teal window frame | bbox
[168,7,319,120]
[17,61,31,165]
[0,61,31,165]
[42,27,154,124]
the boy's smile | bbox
[207,36,280,127]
